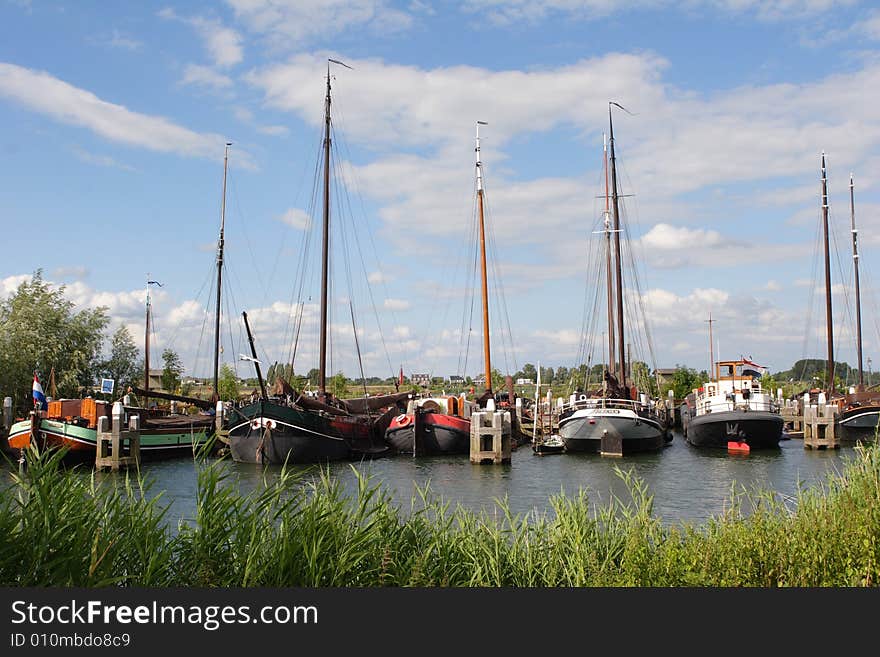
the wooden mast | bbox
[212,142,231,402]
[609,103,626,387]
[476,120,493,395]
[242,311,267,401]
[317,62,332,401]
[603,132,616,376]
[850,173,863,390]
[144,279,151,399]
[821,152,835,395]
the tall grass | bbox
[1,443,879,586]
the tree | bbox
[666,365,704,400]
[0,270,108,413]
[218,363,240,401]
[631,361,657,397]
[555,366,570,386]
[160,348,184,393]
[520,363,537,383]
[330,371,348,398]
[100,324,139,398]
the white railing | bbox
[696,395,779,415]
[559,395,668,422]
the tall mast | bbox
[316,59,351,401]
[821,152,835,395]
[609,103,626,387]
[706,313,715,379]
[850,173,863,390]
[318,63,334,400]
[475,120,492,395]
[603,132,616,375]
[213,142,231,402]
[144,279,150,398]
[144,278,162,398]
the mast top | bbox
[475,120,487,192]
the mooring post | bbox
[469,397,511,464]
[3,397,12,434]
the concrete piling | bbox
[95,401,141,470]
[469,407,511,464]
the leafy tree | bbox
[218,363,240,401]
[0,270,108,413]
[520,363,537,383]
[330,371,348,398]
[631,361,657,397]
[160,348,184,393]
[555,366,570,386]
[666,365,704,400]
[100,324,139,398]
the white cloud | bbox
[71,147,136,171]
[51,266,89,280]
[256,124,290,137]
[159,9,243,68]
[279,208,311,230]
[226,0,413,48]
[383,298,410,311]
[107,29,142,51]
[461,1,854,25]
[368,271,389,284]
[181,64,234,91]
[0,63,237,162]
[641,223,726,250]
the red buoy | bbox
[727,440,750,454]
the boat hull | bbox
[836,406,880,444]
[558,409,669,455]
[226,400,387,464]
[6,416,213,460]
[684,409,783,449]
[385,412,470,455]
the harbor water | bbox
[17,429,852,529]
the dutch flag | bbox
[741,357,767,377]
[32,373,47,410]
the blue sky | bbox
[2,0,880,385]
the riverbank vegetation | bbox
[1,443,878,587]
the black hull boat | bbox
[683,409,783,449]
[559,404,669,456]
[227,401,358,464]
[227,386,407,464]
[836,405,880,444]
[385,407,471,456]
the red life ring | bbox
[395,414,411,426]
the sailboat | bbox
[225,61,409,465]
[557,103,672,456]
[813,159,880,444]
[384,121,500,456]
[7,146,238,459]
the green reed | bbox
[2,443,879,586]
